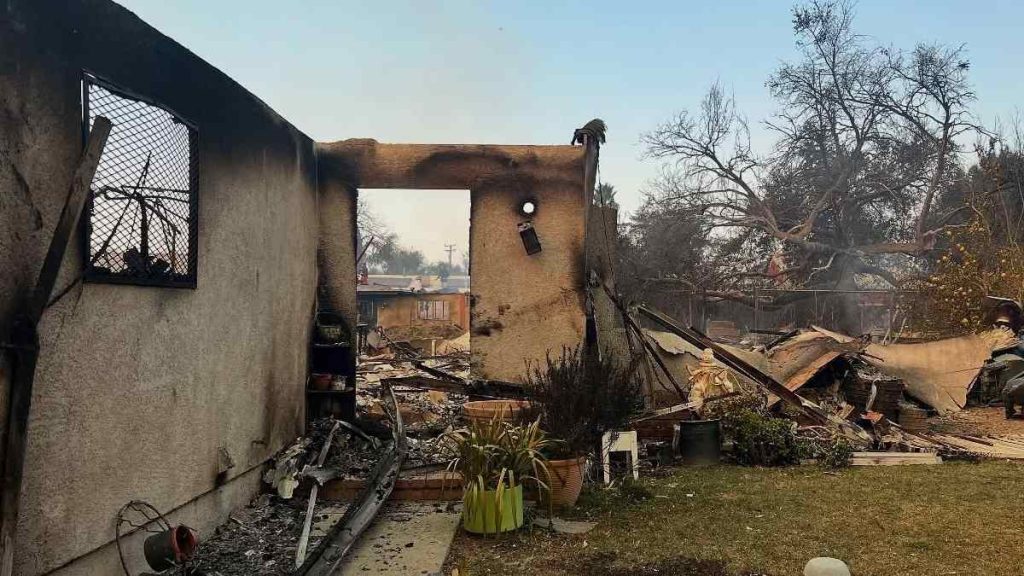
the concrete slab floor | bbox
[312,501,462,575]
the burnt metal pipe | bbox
[296,382,407,576]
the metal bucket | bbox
[674,419,721,465]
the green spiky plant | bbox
[443,417,556,535]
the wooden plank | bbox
[927,434,1024,459]
[989,436,1024,448]
[850,452,942,466]
[981,439,1024,456]
[24,117,112,323]
[766,350,843,408]
[850,451,940,458]
[785,351,842,392]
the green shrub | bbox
[701,389,768,421]
[724,409,802,467]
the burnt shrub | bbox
[527,346,645,459]
[798,436,854,469]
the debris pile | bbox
[192,494,325,576]
[626,302,1024,463]
[196,344,479,573]
[198,300,1024,574]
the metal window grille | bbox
[417,300,450,321]
[82,74,198,287]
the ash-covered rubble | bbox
[191,494,329,576]
[193,351,475,573]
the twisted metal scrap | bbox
[296,382,407,576]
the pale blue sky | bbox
[117,0,1024,262]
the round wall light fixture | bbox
[519,199,537,217]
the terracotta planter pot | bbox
[462,400,535,426]
[310,373,332,391]
[543,456,586,508]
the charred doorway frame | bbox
[315,139,600,380]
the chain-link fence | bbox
[83,75,197,287]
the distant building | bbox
[357,275,471,337]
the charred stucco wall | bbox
[318,141,588,381]
[470,179,586,379]
[316,154,359,335]
[1,1,318,573]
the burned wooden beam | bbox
[296,383,407,576]
[410,360,462,383]
[384,374,529,400]
[622,309,688,401]
[598,283,688,402]
[0,117,111,574]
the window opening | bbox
[82,74,198,287]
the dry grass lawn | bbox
[444,461,1024,576]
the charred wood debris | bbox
[190,300,1024,574]
[192,336,484,574]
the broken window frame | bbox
[417,299,450,321]
[80,72,199,289]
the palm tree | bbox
[595,183,618,208]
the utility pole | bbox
[444,243,456,270]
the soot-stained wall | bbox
[1,1,318,573]
[317,140,589,382]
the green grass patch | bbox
[445,461,1024,575]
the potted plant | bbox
[444,417,554,535]
[527,346,645,507]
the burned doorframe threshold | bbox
[295,383,407,576]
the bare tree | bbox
[642,0,978,303]
[356,197,394,267]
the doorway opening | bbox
[356,188,471,359]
